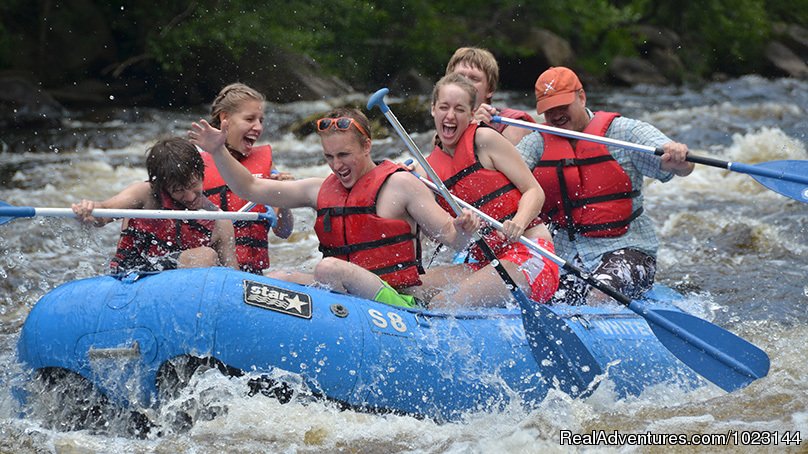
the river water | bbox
[0,75,806,452]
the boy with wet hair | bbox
[72,137,237,274]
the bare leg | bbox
[428,259,529,309]
[313,257,386,300]
[264,269,316,286]
[178,246,219,268]
[409,263,469,302]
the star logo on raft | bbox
[243,280,312,319]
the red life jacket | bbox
[531,111,642,240]
[111,190,215,273]
[427,123,537,262]
[314,160,423,290]
[490,108,535,134]
[201,145,273,274]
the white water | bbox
[1,76,807,452]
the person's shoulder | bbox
[383,170,426,197]
[474,123,506,144]
[609,114,649,129]
[474,123,499,137]
[386,168,420,186]
[607,115,666,142]
[125,180,153,194]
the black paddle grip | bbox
[653,147,730,169]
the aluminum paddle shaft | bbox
[492,115,808,203]
[0,203,277,226]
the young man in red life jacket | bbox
[71,137,238,274]
[189,107,480,308]
[446,47,535,145]
[200,83,294,275]
[410,73,560,309]
[516,66,695,304]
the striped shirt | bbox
[516,110,675,272]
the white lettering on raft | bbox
[368,309,408,333]
[588,318,652,336]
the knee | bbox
[313,257,346,283]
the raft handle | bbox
[88,341,141,360]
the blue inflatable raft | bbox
[17,267,709,421]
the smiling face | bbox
[431,82,475,152]
[320,131,373,189]
[221,99,264,158]
[542,90,590,132]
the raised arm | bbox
[189,119,322,209]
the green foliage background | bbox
[1,0,805,104]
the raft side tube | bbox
[208,271,365,401]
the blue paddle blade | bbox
[519,302,603,397]
[746,160,808,203]
[0,200,10,225]
[637,305,770,392]
[0,201,34,225]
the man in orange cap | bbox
[518,66,694,305]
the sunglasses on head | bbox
[316,117,370,139]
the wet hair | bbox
[209,82,266,128]
[316,106,372,144]
[445,47,499,96]
[145,137,205,196]
[431,73,477,110]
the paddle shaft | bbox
[0,206,276,223]
[493,115,808,186]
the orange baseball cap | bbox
[534,66,583,114]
